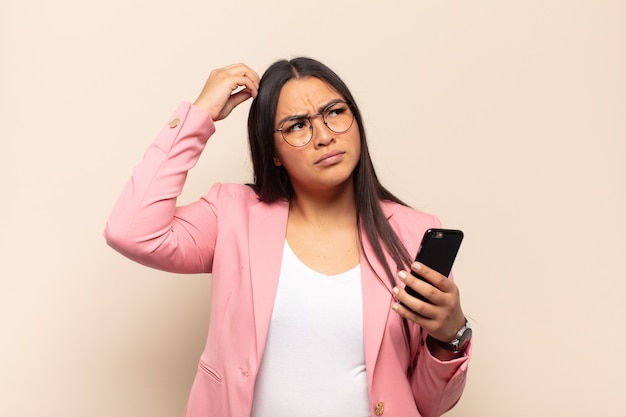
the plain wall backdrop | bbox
[1,1,625,416]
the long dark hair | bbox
[247,57,416,369]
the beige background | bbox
[1,0,625,416]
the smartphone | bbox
[405,228,464,304]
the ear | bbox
[273,154,283,166]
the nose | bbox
[310,115,334,147]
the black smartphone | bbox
[405,228,464,304]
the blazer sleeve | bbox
[412,339,472,417]
[410,214,471,417]
[104,101,220,274]
[391,207,472,417]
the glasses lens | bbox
[324,102,354,133]
[281,119,312,147]
[278,102,354,147]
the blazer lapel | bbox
[360,208,398,388]
[248,199,290,364]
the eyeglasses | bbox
[273,101,355,147]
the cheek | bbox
[350,132,362,156]
[273,147,305,178]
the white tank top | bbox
[250,240,370,417]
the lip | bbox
[314,150,346,166]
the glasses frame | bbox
[272,100,355,148]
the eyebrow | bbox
[276,99,345,126]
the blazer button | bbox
[375,401,384,416]
[169,118,180,128]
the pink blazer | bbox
[105,102,470,417]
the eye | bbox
[325,103,349,119]
[284,119,308,133]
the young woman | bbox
[105,57,471,417]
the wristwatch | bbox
[429,318,472,353]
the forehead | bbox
[275,77,343,116]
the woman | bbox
[105,57,471,417]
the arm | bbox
[104,102,218,273]
[410,334,471,417]
[104,64,260,273]
[392,263,471,416]
[390,214,471,415]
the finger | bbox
[410,262,455,293]
[223,63,260,89]
[242,68,261,88]
[231,75,259,98]
[216,70,258,100]
[391,298,436,326]
[398,269,446,306]
[225,88,254,111]
[212,89,254,121]
[392,296,457,335]
[392,292,463,340]
[392,284,437,319]
[202,64,259,97]
[195,71,258,120]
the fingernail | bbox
[398,271,407,280]
[392,286,399,295]
[392,303,399,311]
[413,262,422,270]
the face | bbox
[272,77,361,196]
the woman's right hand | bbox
[193,63,260,121]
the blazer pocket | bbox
[198,359,223,384]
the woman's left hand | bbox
[392,262,466,346]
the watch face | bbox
[458,327,472,349]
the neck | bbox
[289,183,357,227]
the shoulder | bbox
[381,200,440,226]
[204,183,288,213]
[207,182,259,202]
[381,200,442,249]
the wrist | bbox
[427,336,465,361]
[427,317,472,355]
[192,99,213,118]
